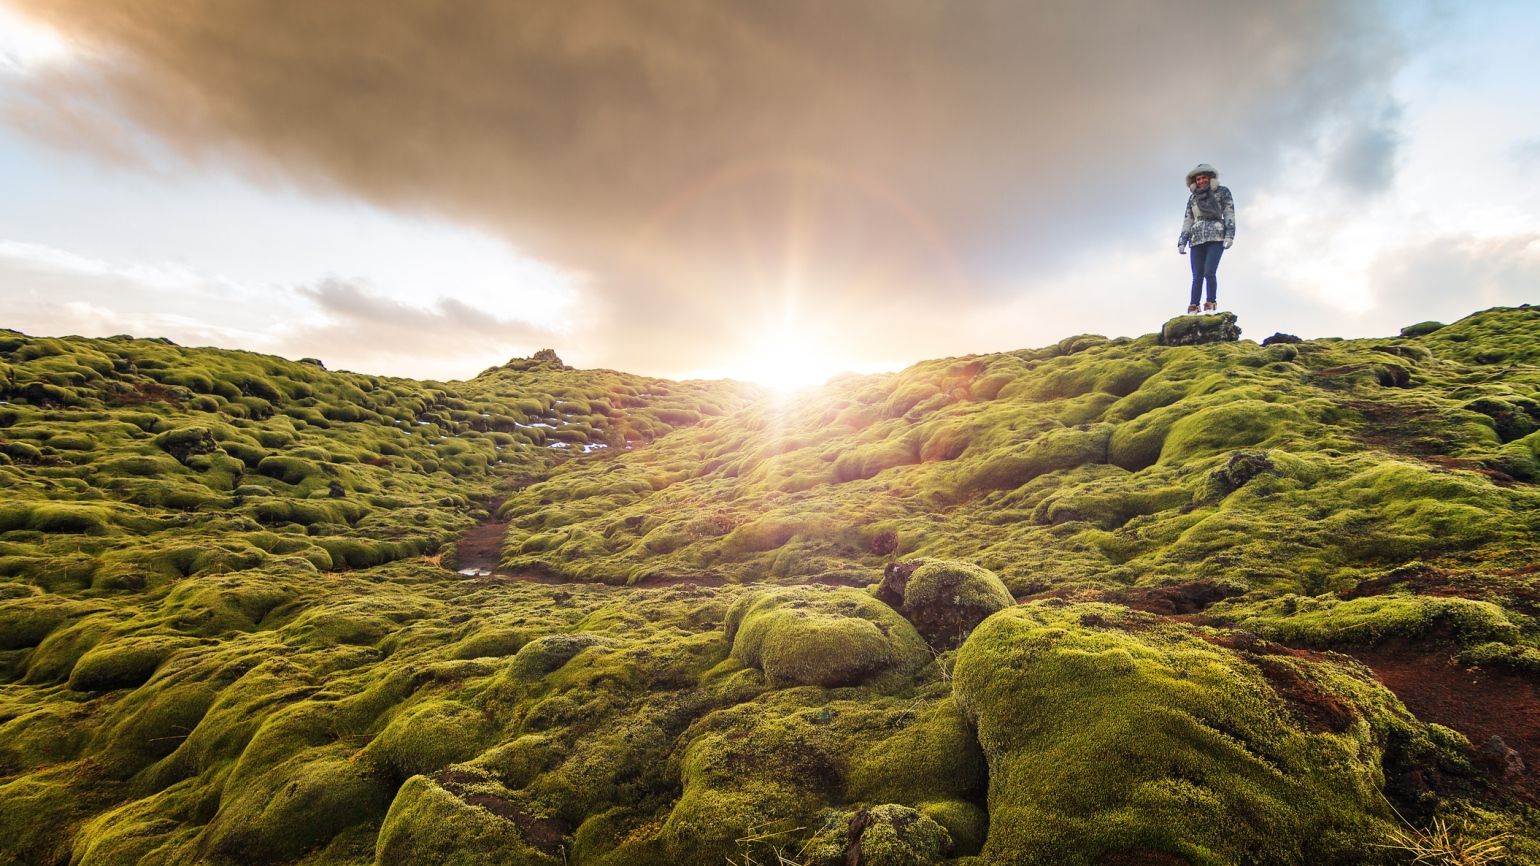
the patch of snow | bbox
[580,443,609,454]
[457,567,494,577]
[548,442,570,449]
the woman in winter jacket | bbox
[1177,163,1235,313]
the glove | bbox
[1177,242,1188,255]
[1223,239,1233,249]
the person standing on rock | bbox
[1177,163,1235,314]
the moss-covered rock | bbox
[1213,593,1521,648]
[67,635,187,692]
[201,749,396,863]
[361,699,495,780]
[876,559,1015,648]
[952,601,1416,865]
[1159,312,1242,345]
[507,633,614,680]
[803,803,954,866]
[376,770,566,866]
[725,587,929,688]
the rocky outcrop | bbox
[1159,311,1241,346]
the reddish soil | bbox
[449,500,569,585]
[1111,580,1243,616]
[1348,642,1540,800]
[1337,398,1459,457]
[106,380,183,408]
[431,767,570,856]
[1252,655,1356,734]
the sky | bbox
[1,1,1538,386]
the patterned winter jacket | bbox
[1178,185,1235,247]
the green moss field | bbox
[4,307,1540,865]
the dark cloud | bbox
[8,0,1418,374]
[1325,102,1403,194]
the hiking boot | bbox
[1186,304,1199,314]
[1203,301,1217,312]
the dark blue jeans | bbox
[1189,241,1224,305]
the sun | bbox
[733,327,844,392]
[0,6,75,73]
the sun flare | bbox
[0,6,75,73]
[733,328,844,392]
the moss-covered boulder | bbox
[201,749,395,863]
[1159,311,1242,346]
[725,587,929,688]
[803,803,954,866]
[1212,592,1521,649]
[876,559,1015,649]
[361,699,495,781]
[1399,320,1444,337]
[376,769,566,866]
[952,601,1423,865]
[152,425,218,464]
[506,633,614,680]
[66,635,187,692]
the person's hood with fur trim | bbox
[1186,163,1219,189]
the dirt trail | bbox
[448,499,567,584]
[452,509,514,577]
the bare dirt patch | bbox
[1348,642,1540,800]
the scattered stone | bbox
[152,426,218,464]
[1158,312,1241,346]
[1207,449,1275,497]
[1481,734,1525,780]
[298,357,326,369]
[1261,332,1302,346]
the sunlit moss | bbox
[5,311,1540,864]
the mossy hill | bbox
[3,308,1540,865]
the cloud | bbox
[1512,138,1540,171]
[0,240,557,378]
[0,238,279,346]
[281,278,560,378]
[1325,102,1404,195]
[1364,232,1540,326]
[4,0,1422,375]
